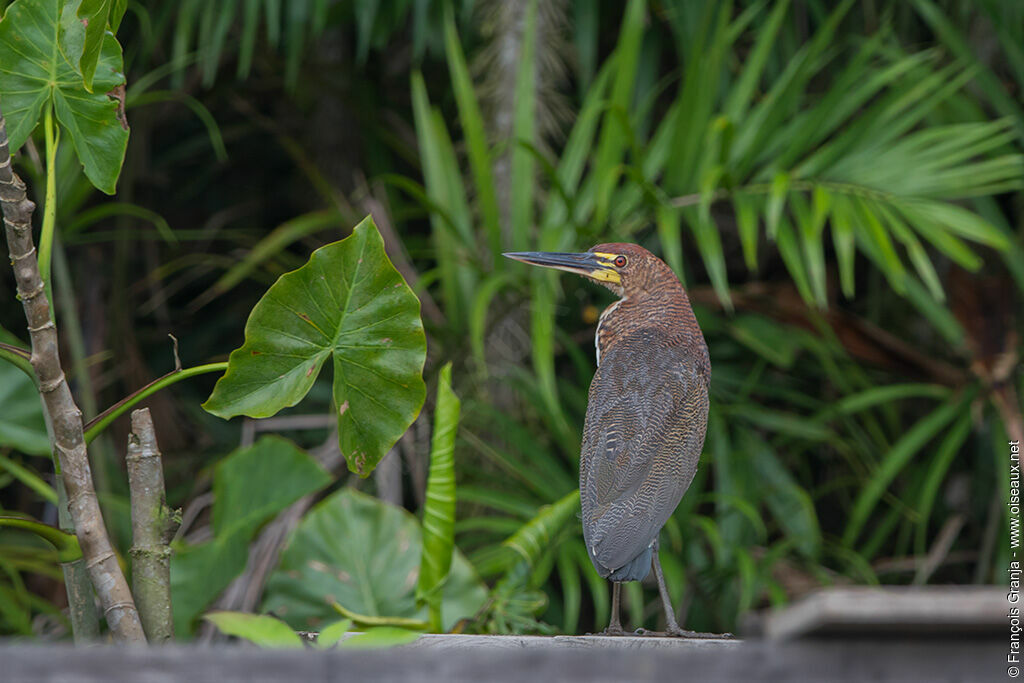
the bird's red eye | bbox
[614,255,627,268]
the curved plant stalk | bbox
[37,105,58,288]
[331,601,429,631]
[84,362,228,444]
[0,341,33,380]
[0,107,146,643]
[0,515,82,562]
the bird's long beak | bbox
[503,251,621,285]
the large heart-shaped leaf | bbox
[170,437,331,635]
[203,217,427,477]
[262,488,487,632]
[0,0,129,193]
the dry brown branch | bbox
[127,409,174,643]
[0,108,145,643]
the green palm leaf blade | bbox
[592,0,646,226]
[842,389,974,548]
[0,0,129,193]
[442,5,500,261]
[202,216,427,477]
[503,490,580,567]
[510,0,538,250]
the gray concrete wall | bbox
[0,636,1004,682]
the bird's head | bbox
[504,243,675,298]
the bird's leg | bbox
[649,543,732,639]
[649,542,685,636]
[601,582,628,636]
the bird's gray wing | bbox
[580,329,709,576]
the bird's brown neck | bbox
[595,281,703,364]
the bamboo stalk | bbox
[0,105,146,643]
[126,409,173,643]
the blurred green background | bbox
[0,0,1021,639]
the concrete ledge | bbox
[399,633,738,651]
[746,586,1008,640]
[0,636,1003,682]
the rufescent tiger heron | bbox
[505,244,709,637]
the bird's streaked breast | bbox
[594,297,626,366]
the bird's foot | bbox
[665,626,734,639]
[591,625,630,637]
[633,626,734,639]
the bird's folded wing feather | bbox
[580,331,708,573]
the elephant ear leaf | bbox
[203,216,427,477]
[0,0,129,194]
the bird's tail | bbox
[603,546,652,582]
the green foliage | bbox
[470,491,582,634]
[0,364,48,457]
[203,610,419,649]
[0,0,129,193]
[502,491,580,567]
[262,488,487,633]
[203,611,304,648]
[416,1,1021,316]
[0,0,1021,642]
[161,0,452,88]
[416,363,459,631]
[314,618,352,648]
[395,1,1022,631]
[0,455,57,504]
[171,437,331,635]
[843,389,976,547]
[338,626,421,649]
[203,217,427,477]
[0,514,73,635]
[442,5,500,259]
[76,0,127,92]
